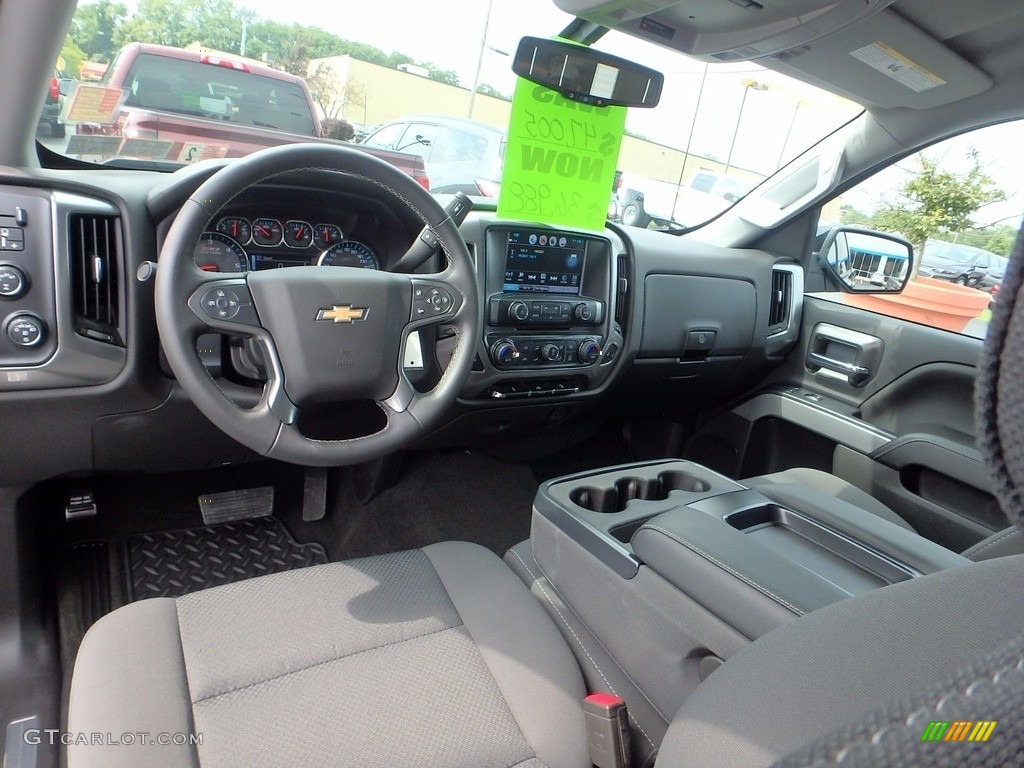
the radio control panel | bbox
[489,296,604,326]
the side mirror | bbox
[818,226,914,293]
[512,36,663,109]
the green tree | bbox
[70,0,127,62]
[875,150,1006,268]
[475,83,507,99]
[953,224,1018,256]
[425,66,459,87]
[115,0,243,52]
[60,34,88,78]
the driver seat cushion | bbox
[68,542,589,768]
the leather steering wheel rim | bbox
[155,143,478,466]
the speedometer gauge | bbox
[317,241,380,270]
[193,232,249,273]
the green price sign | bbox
[497,78,626,231]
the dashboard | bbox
[0,162,800,485]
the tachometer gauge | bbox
[317,241,380,270]
[215,217,251,244]
[284,220,314,248]
[194,232,249,273]
[313,223,343,250]
[251,217,283,247]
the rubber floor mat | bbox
[127,517,327,600]
[68,541,112,628]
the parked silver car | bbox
[362,114,506,196]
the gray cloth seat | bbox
[68,542,589,768]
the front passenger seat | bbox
[69,227,1024,766]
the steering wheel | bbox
[155,143,479,466]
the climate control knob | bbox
[541,343,563,362]
[574,302,593,322]
[508,301,529,322]
[491,339,520,367]
[578,338,602,364]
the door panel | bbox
[686,295,999,552]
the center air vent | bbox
[69,213,123,345]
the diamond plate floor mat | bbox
[127,517,328,600]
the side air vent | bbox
[615,254,630,325]
[69,214,123,345]
[766,263,803,356]
[768,268,792,333]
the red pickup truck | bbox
[74,43,428,185]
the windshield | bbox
[45,0,861,230]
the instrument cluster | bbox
[192,215,381,274]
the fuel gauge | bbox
[215,217,251,244]
[284,220,314,248]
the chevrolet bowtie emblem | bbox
[316,305,368,323]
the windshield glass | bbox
[46,0,861,230]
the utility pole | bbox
[468,0,494,119]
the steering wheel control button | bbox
[412,283,456,319]
[200,286,256,324]
[6,314,45,347]
[0,265,27,298]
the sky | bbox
[95,0,1024,221]
[234,0,861,176]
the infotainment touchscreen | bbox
[502,229,586,294]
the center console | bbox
[524,459,968,736]
[478,225,620,399]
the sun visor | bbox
[554,0,898,60]
[763,9,993,109]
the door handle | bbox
[805,323,883,387]
[807,352,871,384]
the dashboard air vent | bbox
[768,267,792,334]
[69,214,123,345]
[615,254,630,325]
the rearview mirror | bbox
[512,36,663,109]
[818,226,914,293]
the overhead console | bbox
[554,0,899,61]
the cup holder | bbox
[569,470,711,513]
